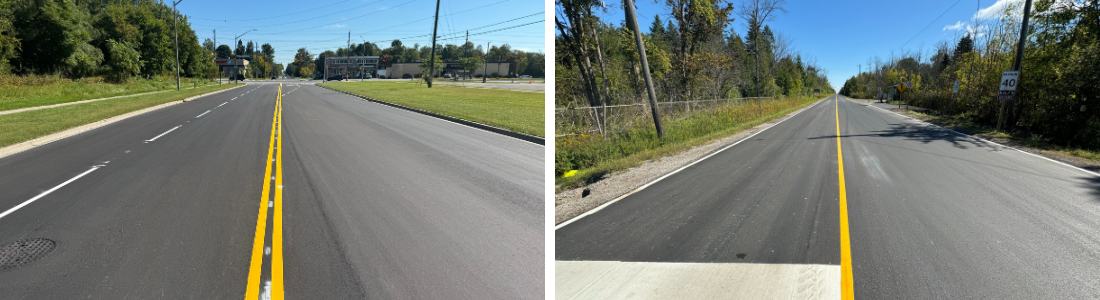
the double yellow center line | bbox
[245,84,284,300]
[836,95,854,299]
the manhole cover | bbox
[0,238,56,269]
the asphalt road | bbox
[0,81,543,299]
[556,95,1100,298]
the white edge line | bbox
[846,96,1100,178]
[0,166,100,219]
[555,96,834,230]
[145,125,182,142]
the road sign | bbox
[998,71,1020,101]
[897,82,907,93]
[999,71,1019,91]
[953,80,961,94]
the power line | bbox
[898,0,965,49]
[189,0,354,22]
[263,0,421,35]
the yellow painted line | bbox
[836,95,854,299]
[245,85,282,299]
[272,84,285,300]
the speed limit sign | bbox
[998,71,1019,100]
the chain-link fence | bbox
[555,97,778,137]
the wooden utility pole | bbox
[624,0,663,137]
[1006,0,1033,128]
[427,0,440,88]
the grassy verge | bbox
[319,81,543,137]
[906,110,1100,163]
[0,83,242,148]
[0,75,220,111]
[556,96,823,188]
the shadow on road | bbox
[1081,176,1100,201]
[810,122,1000,150]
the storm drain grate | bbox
[0,238,56,269]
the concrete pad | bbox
[556,261,840,300]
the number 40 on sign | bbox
[998,71,1019,101]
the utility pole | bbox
[1006,0,1033,128]
[172,0,183,90]
[233,29,256,84]
[214,29,219,84]
[624,0,663,137]
[462,30,468,81]
[483,42,489,83]
[427,0,440,88]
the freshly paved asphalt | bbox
[556,95,1100,298]
[0,79,543,299]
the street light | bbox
[233,29,257,83]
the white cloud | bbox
[943,21,965,31]
[325,24,347,28]
[974,0,1022,20]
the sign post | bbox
[997,71,1020,130]
[950,80,960,115]
[896,82,907,109]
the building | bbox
[214,58,249,78]
[384,62,510,79]
[325,56,380,79]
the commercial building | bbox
[214,58,249,78]
[385,62,510,79]
[324,56,380,79]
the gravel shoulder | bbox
[554,97,830,224]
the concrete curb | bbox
[0,84,245,160]
[317,84,545,145]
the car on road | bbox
[235,74,245,81]
[271,76,277,80]
[327,74,343,81]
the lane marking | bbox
[272,83,285,300]
[195,110,211,118]
[0,166,100,220]
[244,86,280,300]
[555,97,832,229]
[145,125,181,142]
[219,102,227,107]
[836,95,854,299]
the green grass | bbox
[0,83,242,148]
[0,75,221,111]
[319,81,544,137]
[556,96,823,188]
[908,110,1100,163]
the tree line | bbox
[555,0,835,111]
[0,0,216,82]
[839,0,1099,149]
[283,40,545,79]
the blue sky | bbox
[587,0,1026,90]
[179,0,545,66]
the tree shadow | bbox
[809,122,1001,151]
[1080,176,1100,202]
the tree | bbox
[202,38,214,53]
[216,44,231,59]
[952,34,973,62]
[420,54,442,78]
[737,0,786,100]
[460,56,483,80]
[105,39,141,82]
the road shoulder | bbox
[554,97,830,225]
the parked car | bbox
[505,74,518,78]
[443,73,451,78]
[271,76,277,80]
[519,75,532,79]
[235,74,245,81]
[326,74,344,81]
[364,74,372,79]
[402,73,413,79]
